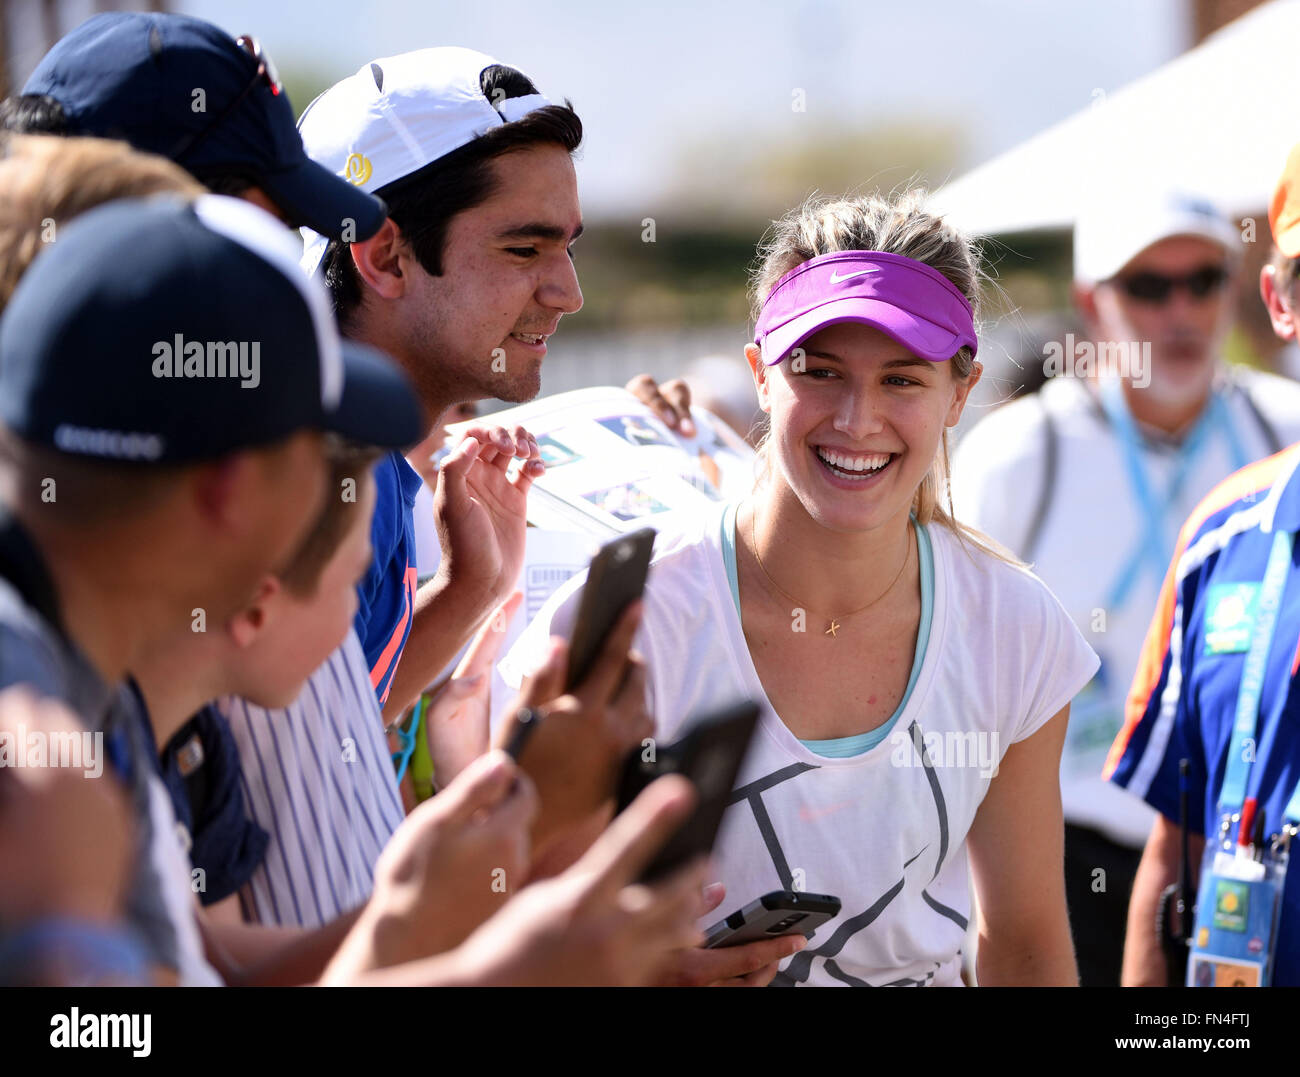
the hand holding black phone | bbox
[563,528,656,693]
[615,699,760,883]
[496,527,654,766]
[704,890,842,948]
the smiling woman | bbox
[748,191,993,545]
[502,189,1100,987]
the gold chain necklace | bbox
[747,506,912,638]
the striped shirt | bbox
[218,628,405,928]
[1106,445,1300,984]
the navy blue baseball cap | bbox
[0,195,423,462]
[21,12,387,244]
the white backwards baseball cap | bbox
[297,46,554,275]
[1073,186,1240,286]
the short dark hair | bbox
[0,94,70,136]
[321,64,582,327]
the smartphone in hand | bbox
[615,699,760,883]
[704,890,842,948]
[564,528,656,692]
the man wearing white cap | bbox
[951,186,1300,984]
[300,47,578,721]
[218,48,582,928]
[222,49,797,985]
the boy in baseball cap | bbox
[228,48,661,943]
[210,47,567,937]
[298,45,566,278]
[4,11,387,244]
[296,47,571,724]
[0,193,420,982]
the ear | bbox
[350,217,408,301]
[1072,281,1100,331]
[946,360,983,428]
[1261,264,1297,342]
[189,455,245,530]
[227,576,281,650]
[237,187,290,226]
[744,343,772,413]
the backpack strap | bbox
[1022,392,1059,562]
[1233,373,1283,456]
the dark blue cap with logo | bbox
[22,12,386,244]
[0,195,423,462]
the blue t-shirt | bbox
[1107,446,1300,985]
[354,451,423,706]
[159,706,269,906]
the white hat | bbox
[1073,186,1240,286]
[297,46,553,275]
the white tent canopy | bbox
[931,0,1300,237]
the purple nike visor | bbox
[754,250,978,365]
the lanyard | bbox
[1102,378,1248,612]
[1219,528,1300,828]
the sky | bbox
[6,0,1191,219]
[156,0,1192,219]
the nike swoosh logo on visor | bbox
[828,268,880,284]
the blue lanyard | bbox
[391,694,424,786]
[1102,379,1248,612]
[1219,528,1300,828]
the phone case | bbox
[619,700,761,882]
[704,890,842,948]
[564,528,656,692]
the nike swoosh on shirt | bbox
[828,268,879,284]
[797,798,857,822]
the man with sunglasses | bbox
[1107,147,1300,987]
[2,12,386,243]
[951,186,1300,985]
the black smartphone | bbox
[563,528,656,693]
[615,699,761,883]
[704,890,842,949]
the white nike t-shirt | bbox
[951,369,1300,847]
[498,502,1098,987]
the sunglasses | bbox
[1111,264,1229,304]
[174,35,283,164]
